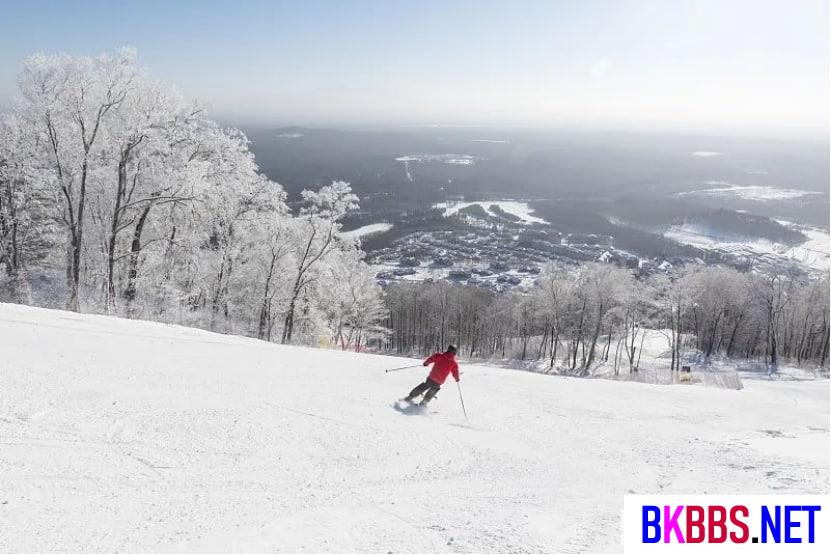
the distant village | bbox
[362,202,822,291]
[369,225,688,292]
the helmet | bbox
[446,344,458,354]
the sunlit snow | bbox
[665,221,830,272]
[341,223,394,240]
[679,182,822,201]
[0,303,827,552]
[396,154,478,165]
[433,200,548,225]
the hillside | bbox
[0,303,828,552]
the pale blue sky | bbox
[0,0,827,136]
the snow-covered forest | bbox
[384,264,830,370]
[0,49,828,371]
[0,49,385,346]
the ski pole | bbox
[456,380,468,420]
[384,364,422,373]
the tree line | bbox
[0,49,385,347]
[383,264,829,371]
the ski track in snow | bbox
[0,303,827,552]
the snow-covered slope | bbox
[665,221,830,273]
[0,303,827,552]
[341,222,394,240]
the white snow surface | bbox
[434,200,548,225]
[341,223,394,240]
[679,182,822,201]
[665,222,830,272]
[396,154,477,165]
[0,303,827,552]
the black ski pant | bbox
[407,377,441,403]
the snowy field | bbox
[396,154,478,182]
[433,200,548,225]
[678,182,822,201]
[396,154,478,165]
[0,303,827,552]
[665,221,830,273]
[341,222,394,240]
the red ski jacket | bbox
[424,352,460,385]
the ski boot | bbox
[419,390,438,407]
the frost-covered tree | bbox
[614,274,653,374]
[651,272,689,372]
[320,249,388,350]
[281,181,359,343]
[531,264,573,370]
[682,266,749,362]
[0,114,57,303]
[579,264,630,373]
[17,49,139,310]
[1,48,386,348]
[750,271,791,369]
[95,81,203,311]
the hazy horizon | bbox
[0,0,828,139]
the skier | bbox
[402,344,460,407]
